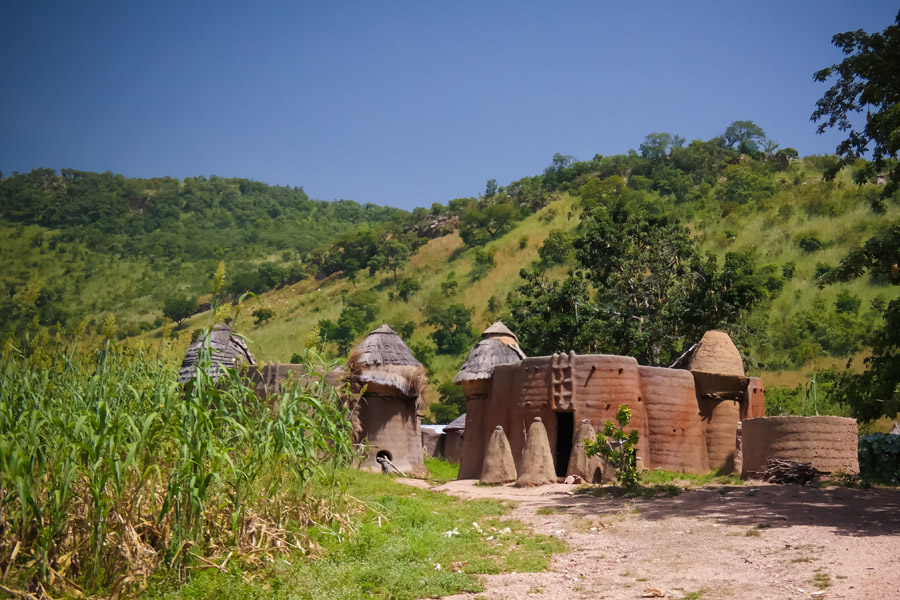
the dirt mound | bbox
[689,330,745,376]
[481,426,517,484]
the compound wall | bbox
[741,416,859,477]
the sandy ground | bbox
[402,478,900,600]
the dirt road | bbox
[408,479,900,600]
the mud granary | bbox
[348,324,428,476]
[457,329,765,479]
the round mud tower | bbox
[480,426,517,484]
[741,416,859,477]
[516,417,557,487]
[699,399,740,473]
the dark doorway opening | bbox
[376,450,393,462]
[554,412,574,477]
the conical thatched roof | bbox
[482,320,524,352]
[349,324,425,397]
[688,330,745,376]
[178,324,256,384]
[445,413,466,432]
[453,321,525,384]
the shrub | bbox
[798,233,826,253]
[584,405,640,488]
[858,433,900,485]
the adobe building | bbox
[348,324,428,476]
[457,329,766,479]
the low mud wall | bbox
[741,416,859,477]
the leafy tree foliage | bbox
[426,303,475,355]
[506,193,765,365]
[430,381,467,423]
[396,277,421,302]
[723,120,768,153]
[367,239,411,281]
[317,290,380,355]
[811,10,900,197]
[162,295,197,327]
[459,203,523,246]
[811,12,900,420]
[252,307,274,327]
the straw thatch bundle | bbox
[453,321,525,384]
[178,324,256,384]
[348,324,426,398]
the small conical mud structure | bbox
[566,419,605,483]
[515,417,557,487]
[480,426,517,484]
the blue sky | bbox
[1,2,896,210]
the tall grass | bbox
[0,330,356,597]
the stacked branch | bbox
[752,458,828,485]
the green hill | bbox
[3,129,897,424]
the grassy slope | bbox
[144,160,897,419]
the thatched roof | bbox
[482,320,524,353]
[453,321,525,384]
[445,413,466,432]
[453,338,524,383]
[348,324,425,398]
[178,324,256,384]
[688,330,745,376]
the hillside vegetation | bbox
[2,125,898,422]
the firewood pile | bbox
[752,457,829,485]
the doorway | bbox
[554,412,574,477]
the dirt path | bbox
[403,479,900,600]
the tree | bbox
[811,11,900,197]
[811,12,900,421]
[368,239,411,281]
[343,258,361,287]
[639,132,685,164]
[484,178,499,198]
[162,295,197,327]
[506,194,765,364]
[459,203,521,246]
[396,277,420,302]
[426,303,475,355]
[253,307,274,326]
[430,381,467,423]
[723,120,767,153]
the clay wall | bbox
[421,428,444,458]
[444,430,464,463]
[741,416,859,477]
[640,366,709,473]
[358,394,426,475]
[744,378,765,420]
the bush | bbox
[858,433,900,485]
[798,233,826,253]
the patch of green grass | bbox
[814,572,832,589]
[745,529,761,537]
[425,456,460,484]
[641,469,743,487]
[146,470,565,600]
[581,483,682,499]
[681,591,707,600]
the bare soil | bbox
[403,478,900,600]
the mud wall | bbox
[640,366,709,473]
[358,394,425,475]
[743,378,765,420]
[444,430,464,463]
[741,416,859,477]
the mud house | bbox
[348,324,427,475]
[457,329,765,479]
